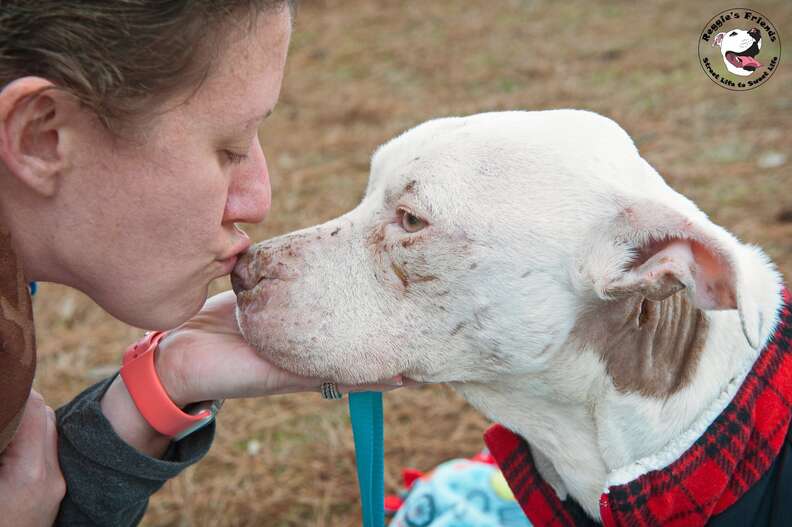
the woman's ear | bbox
[582,197,784,350]
[0,77,70,197]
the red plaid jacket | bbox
[485,288,792,527]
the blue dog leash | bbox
[349,391,385,527]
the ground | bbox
[33,0,791,525]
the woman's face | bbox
[49,8,292,329]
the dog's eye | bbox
[729,31,737,36]
[398,208,427,233]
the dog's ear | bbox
[585,199,783,349]
[713,32,726,47]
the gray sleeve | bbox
[53,373,215,527]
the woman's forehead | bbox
[182,8,292,126]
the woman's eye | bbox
[224,150,249,164]
[399,208,427,233]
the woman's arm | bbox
[100,377,172,458]
[54,374,215,527]
[93,290,324,460]
[54,290,405,526]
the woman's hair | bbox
[0,1,295,129]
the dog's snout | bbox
[231,243,302,295]
[748,27,761,40]
[231,250,256,295]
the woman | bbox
[0,2,399,525]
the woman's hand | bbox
[154,290,405,407]
[101,290,411,458]
[0,390,66,526]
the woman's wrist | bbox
[153,331,197,408]
[99,375,172,458]
[98,331,197,458]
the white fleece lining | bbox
[604,351,757,489]
[603,313,783,490]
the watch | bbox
[120,331,223,441]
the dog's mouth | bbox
[725,40,762,71]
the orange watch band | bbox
[120,331,217,440]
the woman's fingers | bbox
[4,391,47,474]
[205,289,237,310]
[0,390,66,527]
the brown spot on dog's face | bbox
[391,261,408,288]
[384,180,419,208]
[367,224,386,248]
[571,291,709,397]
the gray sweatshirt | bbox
[54,373,215,526]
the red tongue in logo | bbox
[727,51,762,69]
[738,55,762,69]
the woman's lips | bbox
[219,236,252,277]
[218,255,239,275]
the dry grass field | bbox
[32,1,791,525]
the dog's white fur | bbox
[234,110,784,521]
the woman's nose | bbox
[223,140,272,225]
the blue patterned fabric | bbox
[390,457,532,527]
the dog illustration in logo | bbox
[713,27,762,76]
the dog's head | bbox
[713,27,763,76]
[232,111,782,387]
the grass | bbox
[33,0,791,525]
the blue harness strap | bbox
[348,391,385,527]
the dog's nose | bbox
[748,27,761,40]
[231,250,256,295]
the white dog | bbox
[232,111,789,524]
[713,27,763,76]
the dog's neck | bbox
[453,292,772,521]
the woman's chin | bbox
[139,288,208,330]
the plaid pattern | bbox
[485,288,792,527]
